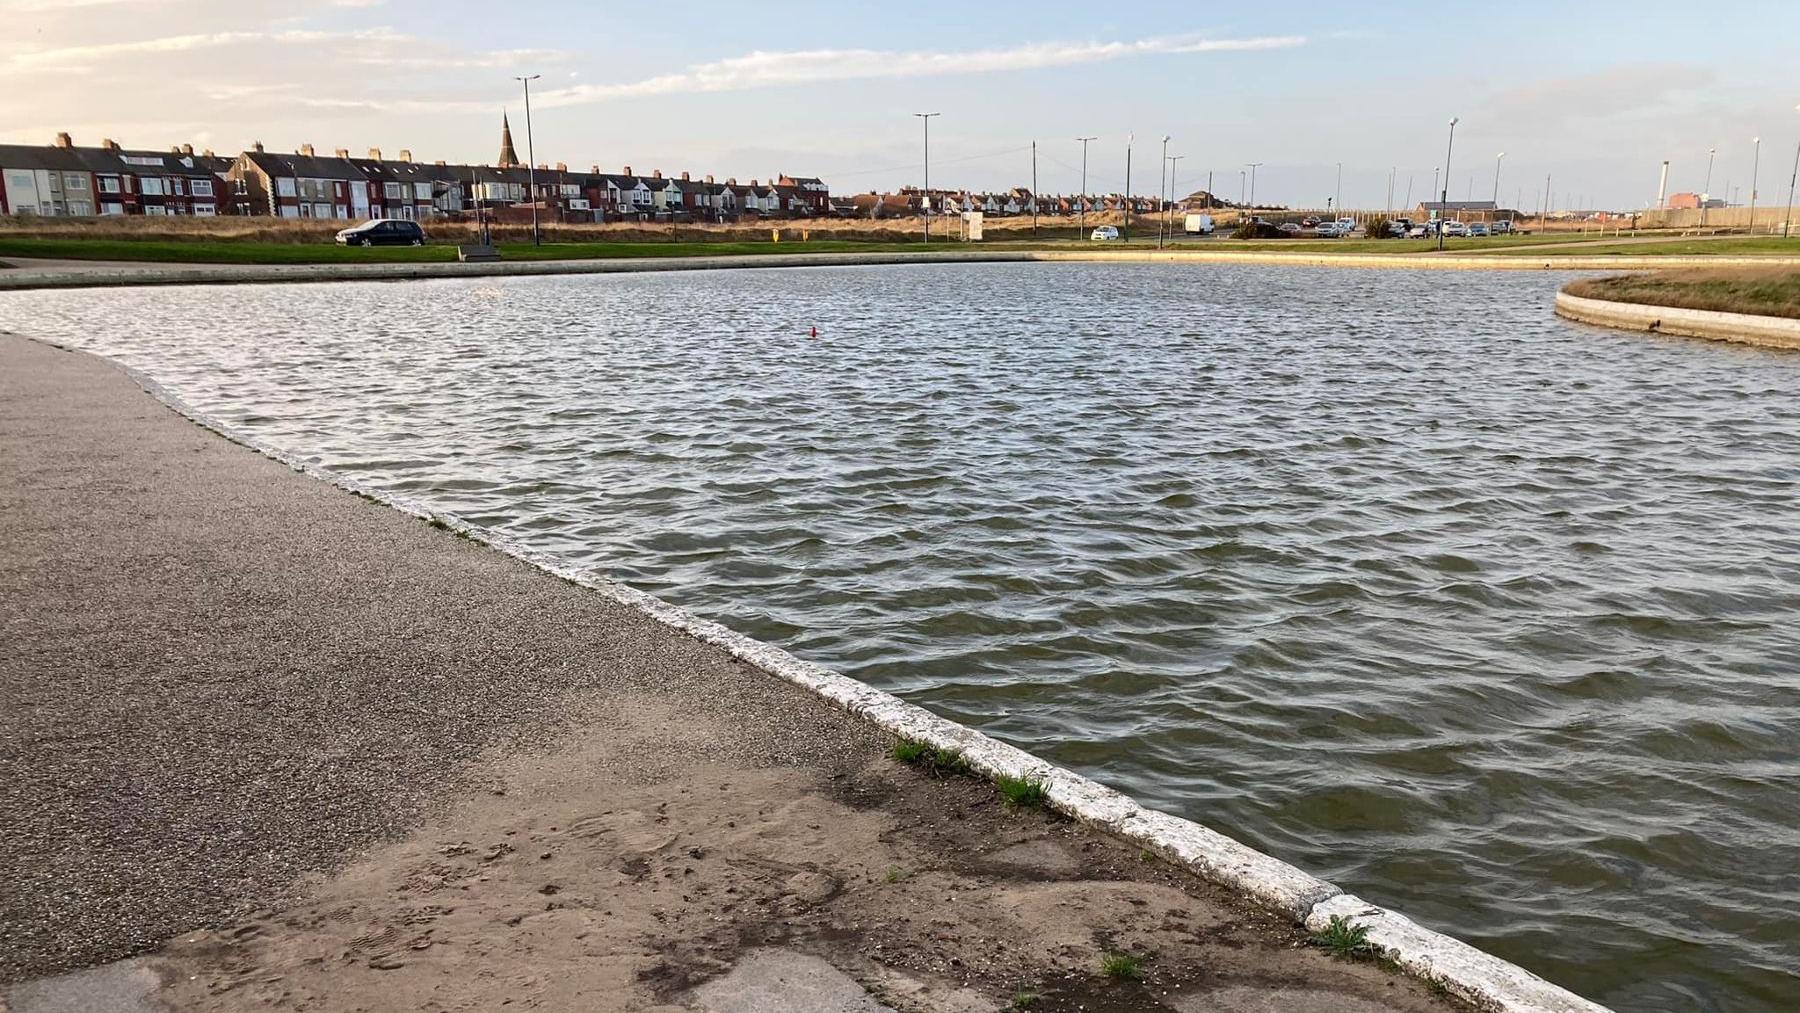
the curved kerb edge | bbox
[28,332,1615,1013]
[1555,289,1800,350]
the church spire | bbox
[497,110,519,168]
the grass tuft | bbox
[889,739,930,764]
[1310,914,1376,959]
[882,866,908,884]
[995,773,1050,808]
[1099,951,1145,982]
[890,738,975,778]
[1011,991,1040,1009]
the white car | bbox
[1314,221,1349,238]
[1090,225,1121,241]
[1440,220,1468,237]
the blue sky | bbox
[5,0,1798,210]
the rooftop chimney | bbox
[750,178,758,186]
[537,162,547,171]
[726,177,736,185]
[652,169,662,178]
[171,145,181,154]
[622,165,632,176]
[252,140,264,153]
[435,160,446,166]
[299,143,315,157]
[705,174,714,184]
[590,164,600,174]
[335,148,349,158]
[181,143,193,156]
[555,161,566,172]
[203,148,214,157]
[367,147,381,160]
[398,148,411,162]
[53,132,72,148]
[100,138,119,151]
[680,171,690,181]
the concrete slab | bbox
[1171,985,1404,1013]
[691,949,893,1013]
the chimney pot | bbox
[335,148,349,158]
[202,148,214,157]
[555,161,566,172]
[367,147,381,160]
[590,164,600,174]
[652,168,662,178]
[399,148,411,162]
[727,177,736,185]
[680,171,690,181]
[622,165,632,176]
[299,143,315,157]
[53,131,72,148]
[435,160,446,166]
[182,143,193,155]
[101,138,118,151]
[252,140,264,153]
[705,174,714,184]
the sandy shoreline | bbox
[0,333,1462,1011]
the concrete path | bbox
[0,335,1461,1012]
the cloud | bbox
[532,34,1307,108]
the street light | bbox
[1438,117,1459,251]
[514,74,541,245]
[1702,147,1717,227]
[1749,136,1761,234]
[1492,152,1505,206]
[1123,133,1133,242]
[1158,135,1170,248]
[1076,136,1097,239]
[1167,155,1185,239]
[1787,106,1800,239]
[1334,161,1342,219]
[1246,162,1263,210]
[913,112,939,242]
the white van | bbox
[1184,213,1215,235]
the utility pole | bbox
[1542,173,1552,233]
[1438,117,1459,251]
[1076,136,1096,239]
[914,112,939,242]
[1786,110,1799,238]
[1246,162,1263,210]
[1386,166,1395,220]
[1493,152,1505,207]
[1158,135,1170,248]
[1702,147,1717,226]
[1749,136,1761,235]
[1031,140,1038,239]
[1238,169,1245,206]
[1656,160,1670,209]
[514,73,541,245]
[1206,170,1213,208]
[1334,161,1342,219]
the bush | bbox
[1364,216,1391,239]
[1231,221,1286,240]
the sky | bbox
[4,0,1798,211]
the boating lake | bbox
[6,261,1797,1011]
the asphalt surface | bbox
[0,333,884,984]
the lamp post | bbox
[1786,105,1800,239]
[913,112,939,242]
[1492,151,1505,207]
[1246,162,1263,210]
[1075,136,1096,239]
[1158,135,1170,248]
[1438,117,1459,251]
[1123,133,1133,242]
[514,74,540,245]
[1749,136,1761,235]
[1702,147,1717,226]
[1167,155,1184,239]
[1334,161,1342,220]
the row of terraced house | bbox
[0,120,830,222]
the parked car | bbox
[1467,222,1491,237]
[1090,225,1121,241]
[1300,216,1321,227]
[1492,219,1514,234]
[1183,213,1215,235]
[1383,220,1410,237]
[1405,223,1432,238]
[1314,221,1347,238]
[1277,222,1301,234]
[336,219,426,247]
[1440,220,1468,237]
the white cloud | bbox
[534,34,1307,108]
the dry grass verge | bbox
[1565,268,1800,319]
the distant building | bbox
[1416,200,1517,222]
[0,133,230,216]
[1665,192,1725,210]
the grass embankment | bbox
[1493,237,1800,257]
[0,236,976,265]
[1565,269,1800,319]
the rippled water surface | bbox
[7,263,1799,1011]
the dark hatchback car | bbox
[335,219,426,246]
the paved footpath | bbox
[0,334,1459,1013]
